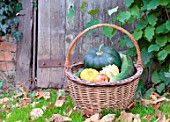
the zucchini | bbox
[110,54,135,82]
[74,68,84,77]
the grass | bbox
[0,89,169,122]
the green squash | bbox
[84,44,122,70]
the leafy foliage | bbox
[114,0,170,95]
[0,0,22,42]
[80,0,170,96]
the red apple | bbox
[93,74,109,82]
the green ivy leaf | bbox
[147,0,159,10]
[119,36,127,48]
[156,23,169,34]
[114,11,131,23]
[107,6,118,16]
[11,30,23,42]
[85,19,100,35]
[165,19,170,30]
[152,70,161,84]
[88,9,100,16]
[156,35,167,47]
[80,2,87,13]
[144,26,155,42]
[164,44,170,54]
[144,88,155,99]
[147,14,158,26]
[159,0,169,6]
[148,44,160,52]
[126,47,137,56]
[168,35,170,42]
[102,26,116,40]
[130,5,140,18]
[14,3,22,13]
[132,30,143,40]
[1,24,8,34]
[67,7,75,19]
[141,48,153,66]
[156,83,165,94]
[124,0,134,7]
[135,18,148,30]
[157,50,168,61]
[165,72,170,78]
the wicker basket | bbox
[65,24,143,112]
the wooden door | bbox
[37,0,130,88]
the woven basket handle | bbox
[65,23,143,69]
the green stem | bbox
[96,44,104,55]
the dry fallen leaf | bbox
[31,101,39,107]
[30,108,44,120]
[50,114,72,122]
[34,89,44,99]
[142,114,152,121]
[13,93,23,99]
[117,111,134,122]
[16,120,22,122]
[43,92,50,100]
[166,92,170,97]
[127,100,136,110]
[55,97,65,107]
[15,98,32,108]
[100,114,115,122]
[0,97,10,104]
[83,108,97,118]
[141,99,153,107]
[133,114,141,122]
[84,118,91,122]
[19,87,28,98]
[90,113,101,122]
[65,106,73,116]
[155,115,170,122]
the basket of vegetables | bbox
[64,24,143,112]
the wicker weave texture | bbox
[68,77,139,112]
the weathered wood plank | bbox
[37,0,51,88]
[15,0,33,90]
[50,0,66,88]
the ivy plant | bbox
[79,0,170,96]
[0,0,23,42]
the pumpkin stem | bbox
[96,44,104,55]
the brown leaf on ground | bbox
[46,102,55,109]
[34,89,44,99]
[141,99,152,107]
[155,109,163,118]
[19,87,28,98]
[90,113,101,122]
[65,106,73,116]
[1,104,12,113]
[133,114,141,122]
[55,97,65,107]
[152,102,161,109]
[100,114,115,122]
[0,97,10,104]
[166,92,170,97]
[31,101,39,107]
[127,100,136,110]
[43,92,50,100]
[150,94,158,101]
[155,115,169,122]
[82,108,97,118]
[152,97,170,104]
[13,93,23,99]
[50,114,72,122]
[142,114,152,121]
[151,92,161,98]
[16,120,22,122]
[116,111,134,122]
[30,108,44,120]
[15,98,32,108]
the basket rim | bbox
[65,62,143,87]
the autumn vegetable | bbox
[80,68,99,82]
[111,54,135,82]
[93,74,109,82]
[84,44,122,70]
[74,68,84,77]
[100,64,119,79]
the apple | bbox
[93,74,109,82]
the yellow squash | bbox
[80,68,99,82]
